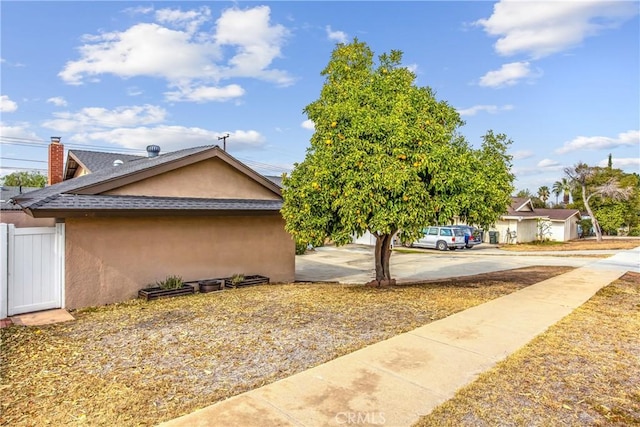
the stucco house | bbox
[9,139,295,310]
[534,208,582,242]
[1,186,56,227]
[490,197,581,243]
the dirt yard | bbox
[0,266,570,426]
[415,271,640,426]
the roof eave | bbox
[72,147,282,198]
[26,208,283,218]
[500,215,548,220]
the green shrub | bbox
[156,275,184,290]
[629,227,640,237]
[295,242,308,255]
[231,273,245,286]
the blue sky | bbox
[1,1,639,195]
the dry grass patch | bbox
[499,238,640,252]
[415,271,640,427]
[0,266,570,426]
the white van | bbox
[411,226,466,251]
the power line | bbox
[0,167,48,172]
[1,138,292,174]
[0,138,147,154]
[0,157,47,163]
[0,136,47,143]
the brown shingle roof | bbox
[12,145,283,217]
[534,208,581,221]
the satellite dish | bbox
[113,159,124,166]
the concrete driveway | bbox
[295,243,624,284]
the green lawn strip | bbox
[414,272,640,427]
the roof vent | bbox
[113,159,124,166]
[146,145,161,158]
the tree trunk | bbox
[582,184,602,242]
[563,191,570,205]
[373,232,394,283]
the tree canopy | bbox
[281,40,514,283]
[565,162,635,240]
[0,171,47,188]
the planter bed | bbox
[198,279,224,293]
[224,275,270,289]
[138,284,195,301]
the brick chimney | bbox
[48,136,64,185]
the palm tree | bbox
[537,186,550,207]
[552,178,572,206]
[552,182,561,205]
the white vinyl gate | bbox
[1,223,65,318]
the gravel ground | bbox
[0,266,570,426]
[415,271,640,426]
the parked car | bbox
[411,226,466,251]
[450,225,483,249]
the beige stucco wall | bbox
[0,211,56,228]
[493,219,538,243]
[72,167,89,179]
[549,217,580,241]
[64,215,295,309]
[104,158,279,200]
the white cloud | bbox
[404,63,419,74]
[326,25,348,44]
[123,5,154,16]
[42,104,167,133]
[476,1,638,59]
[0,58,25,68]
[214,6,292,85]
[0,122,38,140]
[72,126,265,153]
[60,22,221,85]
[58,5,293,100]
[155,7,211,34]
[479,61,540,88]
[301,119,315,130]
[457,104,513,116]
[513,159,564,180]
[127,86,143,96]
[598,157,640,170]
[512,150,534,160]
[47,96,68,107]
[0,95,18,112]
[537,158,561,168]
[165,83,245,102]
[556,130,639,154]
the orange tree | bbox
[281,40,513,284]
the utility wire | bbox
[0,157,47,163]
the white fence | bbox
[0,224,65,318]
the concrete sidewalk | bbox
[160,249,639,427]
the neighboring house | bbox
[10,139,295,310]
[535,208,582,242]
[350,197,581,246]
[490,197,580,243]
[1,186,55,227]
